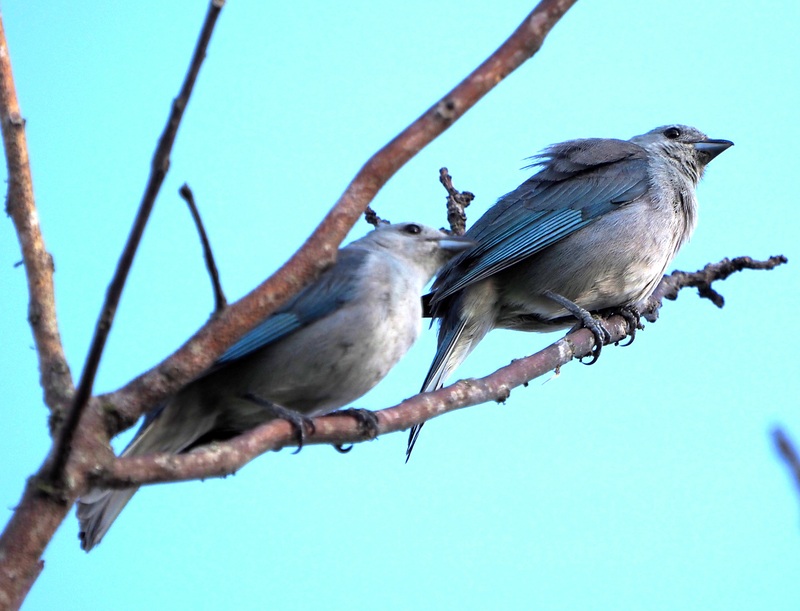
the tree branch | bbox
[43,0,226,487]
[98,0,580,436]
[95,316,620,487]
[639,255,788,322]
[90,254,787,489]
[0,14,73,421]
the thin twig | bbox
[0,17,74,419]
[772,427,800,506]
[439,167,474,236]
[179,183,227,314]
[100,0,580,433]
[364,206,388,227]
[639,255,788,322]
[44,0,225,486]
[91,254,786,489]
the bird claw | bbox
[578,316,611,365]
[334,407,380,439]
[329,409,379,454]
[241,392,315,453]
[613,305,644,347]
[284,413,316,454]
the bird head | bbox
[630,124,733,183]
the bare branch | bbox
[0,15,73,419]
[179,183,227,314]
[640,255,788,322]
[99,0,580,433]
[91,254,785,489]
[96,317,614,487]
[439,167,474,236]
[44,0,226,486]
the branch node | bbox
[697,284,725,308]
[434,98,458,122]
[7,110,24,126]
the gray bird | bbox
[407,125,732,459]
[77,221,473,550]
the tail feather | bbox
[77,395,217,551]
[77,487,138,552]
[406,314,479,462]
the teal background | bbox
[1,2,799,609]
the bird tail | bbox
[406,310,486,461]
[77,486,138,552]
[76,419,165,552]
[76,396,214,551]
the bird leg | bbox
[542,290,610,365]
[240,392,315,454]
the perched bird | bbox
[77,221,473,550]
[407,125,733,459]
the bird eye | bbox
[403,223,422,235]
[663,127,681,140]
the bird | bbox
[406,124,733,460]
[77,221,473,550]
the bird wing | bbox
[215,248,366,365]
[432,138,651,302]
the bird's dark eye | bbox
[403,223,422,235]
[663,127,681,140]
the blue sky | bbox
[2,1,799,609]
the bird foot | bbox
[610,305,644,347]
[335,408,380,438]
[241,392,315,453]
[543,290,610,365]
[331,408,380,454]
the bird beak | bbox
[693,138,734,163]
[438,234,476,252]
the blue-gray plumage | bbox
[407,125,732,459]
[77,222,473,550]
